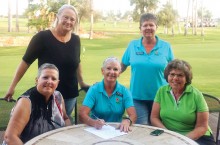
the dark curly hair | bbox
[164,59,193,85]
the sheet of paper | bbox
[84,125,127,139]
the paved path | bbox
[0,113,219,144]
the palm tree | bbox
[8,0,12,32]
[89,0,94,39]
[194,0,198,35]
[184,0,190,36]
[201,0,204,36]
[16,0,19,32]
[191,0,194,35]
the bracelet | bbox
[123,117,132,126]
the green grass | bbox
[0,26,220,98]
[0,19,220,126]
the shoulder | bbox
[71,33,80,40]
[128,37,141,46]
[88,82,102,92]
[35,30,51,37]
[54,90,63,104]
[156,36,171,46]
[31,30,51,41]
[185,86,205,102]
[116,82,131,96]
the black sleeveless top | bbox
[19,87,65,143]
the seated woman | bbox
[151,59,216,145]
[3,63,71,145]
[79,57,136,132]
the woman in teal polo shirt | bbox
[151,59,216,145]
[79,57,137,132]
[121,13,174,125]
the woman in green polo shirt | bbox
[151,59,216,145]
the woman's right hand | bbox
[94,119,105,130]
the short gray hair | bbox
[38,63,59,78]
[139,13,157,27]
[102,57,121,70]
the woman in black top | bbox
[3,63,71,144]
[4,4,89,121]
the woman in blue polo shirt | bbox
[79,57,137,132]
[121,13,174,125]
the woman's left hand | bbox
[119,119,132,132]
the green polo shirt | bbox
[154,85,211,136]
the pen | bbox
[92,114,108,126]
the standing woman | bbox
[4,4,89,121]
[121,13,174,125]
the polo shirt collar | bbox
[99,79,120,96]
[138,35,160,51]
[166,84,193,94]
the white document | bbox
[84,125,127,139]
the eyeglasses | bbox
[61,15,76,23]
[169,73,185,78]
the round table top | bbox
[25,123,198,145]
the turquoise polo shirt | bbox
[82,80,134,122]
[154,85,211,136]
[122,36,174,100]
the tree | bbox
[184,0,190,36]
[24,0,93,32]
[157,2,178,35]
[16,0,19,32]
[129,0,159,21]
[89,0,93,39]
[8,0,12,32]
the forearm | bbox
[4,135,23,145]
[120,63,127,73]
[8,61,29,91]
[186,126,208,140]
[77,63,84,86]
[126,107,137,125]
[64,118,71,126]
[151,117,166,129]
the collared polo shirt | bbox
[122,36,174,100]
[154,84,211,136]
[82,80,134,122]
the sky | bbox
[0,0,219,18]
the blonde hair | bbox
[53,4,79,32]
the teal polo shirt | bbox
[122,36,174,100]
[82,80,134,122]
[154,85,211,136]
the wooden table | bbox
[25,123,198,145]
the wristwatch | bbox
[123,117,132,126]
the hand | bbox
[4,89,15,102]
[119,119,132,132]
[94,119,105,130]
[81,86,90,92]
[79,82,90,92]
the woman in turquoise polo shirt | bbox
[151,59,216,145]
[79,57,137,132]
[121,13,174,125]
